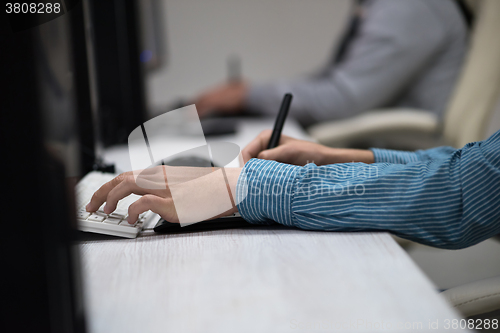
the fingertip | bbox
[103,204,112,214]
[261,129,272,136]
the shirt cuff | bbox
[369,148,421,164]
[236,159,301,226]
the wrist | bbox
[318,145,338,165]
[351,149,375,164]
[236,159,299,226]
[323,147,375,165]
[225,167,243,211]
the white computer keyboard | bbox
[76,171,159,238]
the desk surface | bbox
[81,229,466,333]
[83,118,466,332]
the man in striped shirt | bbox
[236,129,500,250]
[87,130,500,250]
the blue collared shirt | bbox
[236,130,500,249]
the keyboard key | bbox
[114,207,128,216]
[87,213,106,223]
[103,217,122,225]
[75,172,155,238]
[120,220,137,227]
[77,211,91,220]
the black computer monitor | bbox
[1,3,91,332]
[86,0,147,147]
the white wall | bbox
[485,95,500,138]
[146,0,352,114]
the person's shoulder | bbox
[401,0,466,23]
[367,0,461,36]
[412,0,468,36]
[369,0,455,17]
[365,0,444,33]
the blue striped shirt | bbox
[236,130,500,249]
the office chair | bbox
[308,0,500,150]
[441,275,500,320]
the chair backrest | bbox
[444,0,500,147]
[464,0,481,13]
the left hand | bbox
[242,130,375,165]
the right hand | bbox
[242,130,375,166]
[86,166,242,225]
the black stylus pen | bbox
[267,93,293,149]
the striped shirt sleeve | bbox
[236,130,500,249]
[370,146,458,164]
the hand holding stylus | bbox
[241,93,374,165]
[241,131,375,166]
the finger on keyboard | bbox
[120,219,137,227]
[103,180,133,214]
[87,213,106,223]
[77,171,152,238]
[77,210,90,220]
[127,194,169,224]
[86,174,126,212]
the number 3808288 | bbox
[6,3,61,14]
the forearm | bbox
[245,78,357,126]
[322,147,375,165]
[237,132,500,249]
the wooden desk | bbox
[82,118,467,332]
[81,228,467,333]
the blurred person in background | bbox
[194,0,471,127]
